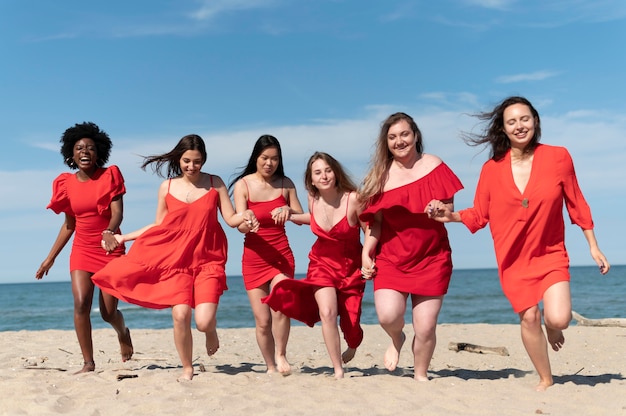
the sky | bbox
[1,0,624,284]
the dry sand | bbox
[1,324,624,415]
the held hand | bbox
[242,210,259,233]
[100,233,119,254]
[35,258,54,280]
[271,206,291,225]
[425,199,453,222]
[360,257,376,280]
[591,247,610,275]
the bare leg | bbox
[410,295,443,381]
[195,302,219,356]
[543,281,571,352]
[247,284,278,373]
[99,289,133,362]
[314,287,343,378]
[70,270,96,374]
[519,306,553,391]
[374,289,407,372]
[270,274,291,375]
[172,304,194,381]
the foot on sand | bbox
[74,360,95,375]
[276,355,291,376]
[205,330,220,356]
[546,326,565,352]
[384,332,406,371]
[177,367,194,382]
[342,347,356,364]
[119,328,134,362]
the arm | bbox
[360,211,381,280]
[36,214,75,279]
[101,194,124,253]
[116,181,169,244]
[233,179,255,234]
[289,193,312,225]
[213,175,259,230]
[271,177,304,225]
[582,229,610,274]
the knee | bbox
[172,309,192,327]
[73,297,92,316]
[318,307,338,323]
[196,318,216,333]
[544,312,571,331]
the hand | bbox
[100,233,120,254]
[425,199,452,222]
[35,258,54,280]
[360,258,376,280]
[242,210,259,233]
[271,206,291,225]
[591,247,610,275]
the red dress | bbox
[92,177,228,309]
[459,144,594,312]
[47,165,126,273]
[263,194,365,348]
[360,162,463,295]
[242,192,295,290]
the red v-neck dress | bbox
[263,194,365,348]
[459,144,594,312]
[241,182,295,290]
[47,165,126,273]
[359,162,463,295]
[92,176,228,309]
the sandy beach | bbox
[1,323,624,415]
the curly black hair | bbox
[60,122,113,169]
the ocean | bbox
[1,265,623,332]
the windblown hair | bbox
[228,134,285,191]
[60,122,113,169]
[359,112,423,203]
[304,151,357,198]
[462,96,541,161]
[141,134,207,178]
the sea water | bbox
[1,265,623,332]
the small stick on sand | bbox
[448,342,509,356]
[571,311,626,328]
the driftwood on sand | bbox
[448,342,509,356]
[572,311,626,328]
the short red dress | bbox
[263,194,365,348]
[92,177,228,309]
[47,165,126,273]
[242,187,295,290]
[360,162,463,295]
[459,145,594,312]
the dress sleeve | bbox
[559,148,594,229]
[459,161,491,234]
[95,165,126,215]
[46,173,73,215]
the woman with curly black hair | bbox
[36,122,133,374]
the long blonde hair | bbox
[359,112,423,203]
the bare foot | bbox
[177,366,194,381]
[342,347,356,364]
[74,361,95,375]
[333,368,345,379]
[275,355,291,376]
[384,332,406,371]
[205,330,219,356]
[546,327,565,352]
[536,377,553,391]
[119,328,134,362]
[414,374,430,382]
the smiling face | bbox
[503,103,537,151]
[310,158,336,191]
[387,119,418,160]
[179,149,204,179]
[72,138,98,172]
[255,146,280,179]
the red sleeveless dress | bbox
[242,190,295,290]
[360,162,463,295]
[47,165,126,273]
[263,194,365,348]
[92,177,228,308]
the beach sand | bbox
[1,324,624,415]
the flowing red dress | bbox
[241,189,295,290]
[360,162,463,295]
[263,194,365,348]
[459,144,594,312]
[47,165,126,273]
[92,177,228,309]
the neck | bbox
[510,146,532,161]
[319,188,342,206]
[393,150,421,169]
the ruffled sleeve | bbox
[46,173,73,215]
[95,165,126,215]
[360,162,463,223]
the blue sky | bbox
[1,0,624,284]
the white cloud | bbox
[189,0,279,21]
[495,70,560,84]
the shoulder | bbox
[208,173,226,188]
[281,176,297,189]
[421,153,443,165]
